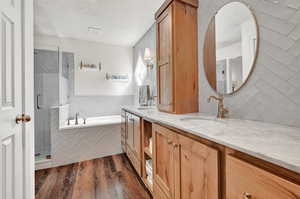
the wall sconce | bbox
[144,48,154,70]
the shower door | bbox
[34,49,59,160]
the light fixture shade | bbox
[144,48,152,61]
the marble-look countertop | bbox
[122,106,300,174]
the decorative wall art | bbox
[80,61,102,72]
[105,73,129,82]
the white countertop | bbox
[122,106,300,174]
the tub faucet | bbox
[75,112,79,125]
[67,116,74,126]
[207,96,229,119]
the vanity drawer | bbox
[226,155,300,199]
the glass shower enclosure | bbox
[34,48,60,161]
[34,46,73,162]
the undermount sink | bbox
[180,116,218,122]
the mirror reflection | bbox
[204,2,258,95]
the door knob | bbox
[16,114,31,124]
[243,192,251,199]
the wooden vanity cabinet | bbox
[153,124,220,199]
[226,155,300,199]
[156,0,199,114]
[174,133,219,199]
[153,124,177,199]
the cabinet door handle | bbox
[173,143,178,148]
[167,140,172,145]
[243,192,251,199]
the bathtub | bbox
[60,115,122,130]
[34,108,123,170]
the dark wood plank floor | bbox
[35,154,151,199]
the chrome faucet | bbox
[207,96,229,119]
[75,112,79,125]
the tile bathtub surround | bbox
[123,106,300,174]
[40,107,122,169]
[198,0,300,127]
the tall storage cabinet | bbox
[156,0,199,114]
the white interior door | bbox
[0,0,34,198]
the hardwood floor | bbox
[35,154,151,199]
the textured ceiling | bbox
[34,0,164,46]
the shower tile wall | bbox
[34,49,59,156]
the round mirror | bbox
[204,2,259,95]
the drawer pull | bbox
[243,192,251,199]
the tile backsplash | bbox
[199,0,300,127]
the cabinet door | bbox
[133,115,141,159]
[226,155,300,199]
[126,113,134,152]
[121,110,126,152]
[157,6,173,113]
[154,181,170,199]
[174,134,219,199]
[153,124,176,199]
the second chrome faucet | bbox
[207,96,229,119]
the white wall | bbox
[216,42,242,60]
[34,35,134,96]
[35,35,135,117]
[241,19,257,81]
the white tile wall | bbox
[199,0,300,127]
[37,107,122,170]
